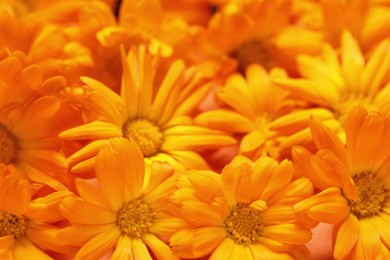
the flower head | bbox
[293,105,390,258]
[0,50,70,190]
[0,164,75,258]
[196,64,298,161]
[59,137,184,259]
[273,31,390,149]
[192,0,322,76]
[170,154,314,259]
[60,45,236,174]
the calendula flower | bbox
[193,0,322,76]
[170,155,314,259]
[0,164,75,258]
[60,45,236,173]
[272,30,390,149]
[293,105,390,259]
[0,50,70,190]
[59,137,184,259]
[196,64,299,161]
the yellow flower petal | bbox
[334,213,359,259]
[60,197,116,225]
[75,228,120,260]
[143,233,178,260]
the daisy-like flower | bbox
[272,30,390,149]
[60,45,236,173]
[170,155,314,259]
[59,137,185,259]
[0,164,75,258]
[293,105,390,259]
[195,64,300,161]
[0,50,70,190]
[192,0,322,76]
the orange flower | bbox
[170,155,314,259]
[273,30,390,150]
[59,137,184,259]
[0,50,70,190]
[293,105,390,258]
[196,64,298,161]
[0,164,75,258]
[60,45,236,174]
[192,0,322,76]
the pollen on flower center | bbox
[348,171,386,219]
[231,38,271,72]
[116,198,155,238]
[122,119,164,157]
[224,204,264,245]
[0,124,18,165]
[0,210,28,239]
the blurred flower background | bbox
[0,0,389,259]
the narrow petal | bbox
[57,224,115,246]
[96,142,125,210]
[341,31,364,93]
[334,214,359,259]
[239,131,265,153]
[75,179,109,208]
[143,233,178,260]
[262,224,312,244]
[75,228,120,260]
[293,187,350,224]
[59,121,122,140]
[195,110,254,133]
[250,243,293,260]
[12,238,51,260]
[132,238,152,260]
[309,117,347,162]
[209,238,235,260]
[60,197,116,225]
[111,235,132,260]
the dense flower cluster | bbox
[0,0,389,259]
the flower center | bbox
[231,38,272,73]
[348,172,386,219]
[224,204,264,245]
[0,210,28,239]
[116,198,155,238]
[122,119,164,157]
[0,124,18,165]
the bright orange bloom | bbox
[59,137,185,260]
[0,50,70,190]
[192,0,322,77]
[170,155,314,259]
[293,106,390,259]
[0,164,75,258]
[196,64,298,161]
[60,45,236,174]
[273,31,390,150]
